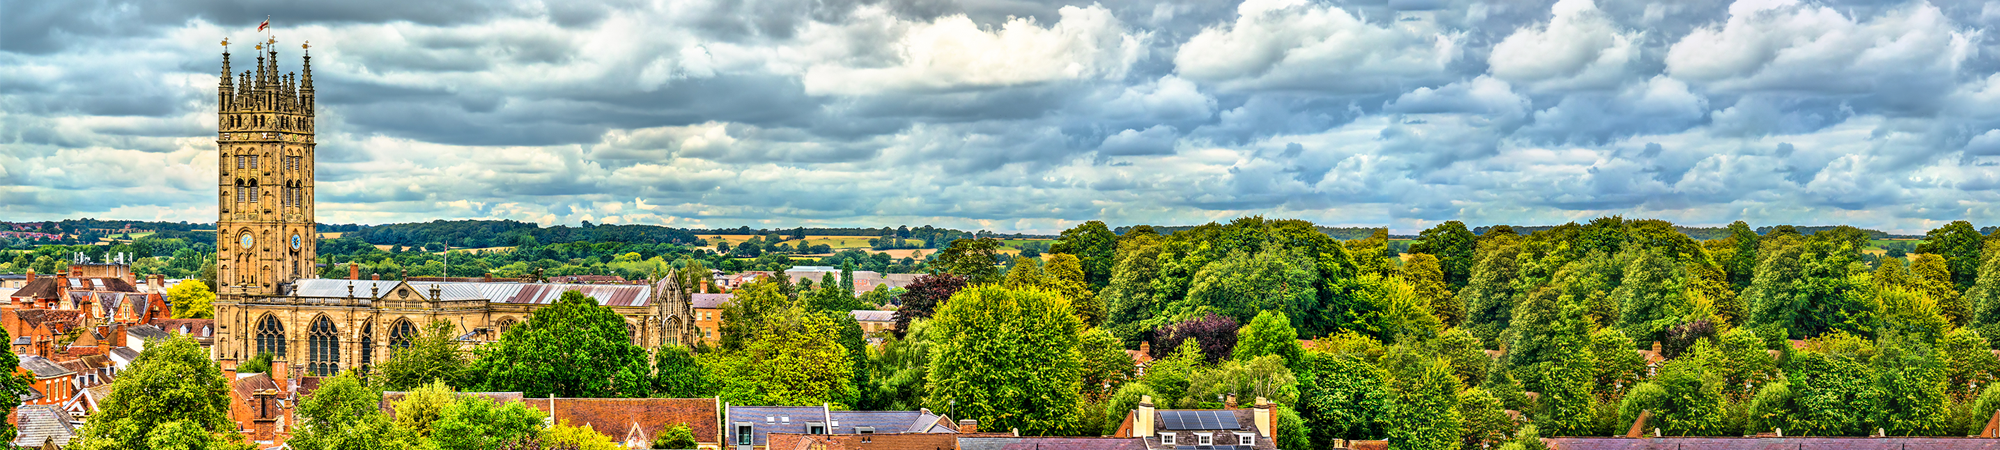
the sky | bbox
[5,0,2000,234]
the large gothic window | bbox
[496,318,516,335]
[254,315,286,360]
[307,317,339,376]
[389,319,417,353]
[359,322,374,369]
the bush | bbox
[652,423,697,449]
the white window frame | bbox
[1239,434,1253,446]
[1161,434,1175,446]
[1196,433,1212,446]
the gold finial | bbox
[222,38,230,47]
[267,37,276,45]
[255,43,263,51]
[302,41,309,50]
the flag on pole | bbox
[258,19,270,32]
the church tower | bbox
[216,40,317,299]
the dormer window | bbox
[1238,434,1253,446]
[735,423,753,445]
[1161,435,1175,446]
[854,427,874,435]
[1196,433,1212,446]
[807,422,826,434]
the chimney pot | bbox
[371,273,379,281]
[958,419,978,433]
[349,264,359,281]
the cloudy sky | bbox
[6,0,2000,233]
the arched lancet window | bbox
[254,315,286,361]
[496,318,516,335]
[627,323,639,345]
[359,322,374,369]
[389,320,418,353]
[307,317,339,376]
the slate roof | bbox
[524,398,721,445]
[109,346,140,362]
[692,293,733,309]
[64,277,137,292]
[726,407,956,446]
[959,438,1148,450]
[18,356,73,379]
[769,433,961,450]
[126,324,169,341]
[1545,437,2000,450]
[830,410,954,434]
[850,310,896,323]
[11,405,75,447]
[727,406,828,446]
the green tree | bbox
[936,238,1003,284]
[1458,388,1514,450]
[653,423,698,449]
[1356,274,1443,343]
[1910,254,1969,327]
[376,320,471,390]
[1403,254,1462,328]
[1428,328,1490,386]
[429,395,548,450]
[0,324,27,444]
[1004,257,1045,289]
[1412,221,1478,291]
[1967,240,2000,344]
[1589,328,1645,395]
[1532,304,1598,436]
[546,421,622,450]
[390,381,456,440]
[1043,254,1100,326]
[1051,221,1118,290]
[168,279,216,319]
[1870,334,1949,436]
[1079,328,1136,401]
[1943,328,1999,399]
[1299,353,1393,445]
[1612,250,1690,345]
[1713,328,1777,401]
[1185,247,1320,329]
[1724,221,1760,290]
[69,334,242,450]
[1787,351,1874,436]
[1650,345,1727,435]
[1234,310,1304,369]
[653,345,716,398]
[291,370,406,450]
[1460,234,1523,344]
[1101,232,1166,341]
[1917,220,1984,290]
[1745,381,1795,434]
[710,307,856,406]
[924,285,1085,435]
[723,281,796,349]
[472,290,651,398]
[1387,357,1462,450]
[864,320,935,411]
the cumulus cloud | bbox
[6,0,2000,233]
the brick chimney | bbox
[958,419,978,433]
[349,264,359,281]
[148,274,165,293]
[1136,395,1156,437]
[271,358,289,382]
[1225,394,1237,409]
[1253,397,1273,438]
[371,273,379,281]
[24,269,33,283]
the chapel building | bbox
[209,43,699,377]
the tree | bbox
[1458,388,1513,450]
[1460,234,1523,344]
[1154,314,1240,363]
[391,381,457,441]
[291,370,405,450]
[1713,328,1777,401]
[1589,328,1645,395]
[1183,355,1301,408]
[1388,357,1462,450]
[1043,254,1100,326]
[652,423,698,449]
[0,324,27,444]
[925,285,1085,435]
[429,395,548,450]
[1003,258,1044,289]
[545,421,622,450]
[1968,240,2000,344]
[710,307,856,406]
[1531,304,1598,436]
[1917,221,1984,290]
[1910,254,1968,327]
[1724,221,1760,290]
[1234,310,1304,369]
[1403,254,1462,328]
[376,320,471,390]
[1051,221,1118,290]
[1787,351,1874,436]
[1870,334,1948,436]
[1412,221,1478,291]
[720,281,794,350]
[894,274,966,336]
[69,334,242,450]
[1647,345,1727,435]
[1356,274,1443,344]
[653,345,715,398]
[1184,247,1319,328]
[472,290,651,398]
[1612,250,1690,345]
[1299,353,1392,446]
[1078,328,1136,401]
[935,238,1003,284]
[1101,232,1166,342]
[168,279,216,319]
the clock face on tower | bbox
[240,233,255,250]
[292,234,302,250]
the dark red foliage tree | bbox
[893,274,967,336]
[1152,313,1240,363]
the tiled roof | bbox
[1546,437,2000,450]
[524,398,720,444]
[232,372,281,405]
[692,293,733,309]
[18,356,72,378]
[126,324,169,340]
[959,438,1147,450]
[11,405,74,447]
[66,277,137,293]
[293,279,659,307]
[9,278,55,299]
[109,347,139,362]
[15,309,80,329]
[830,410,954,434]
[850,310,896,323]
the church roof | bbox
[288,279,657,306]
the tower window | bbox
[236,156,245,169]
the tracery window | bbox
[254,315,286,361]
[496,318,516,335]
[307,317,339,376]
[359,322,374,369]
[389,319,417,353]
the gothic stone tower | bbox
[215,41,317,311]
